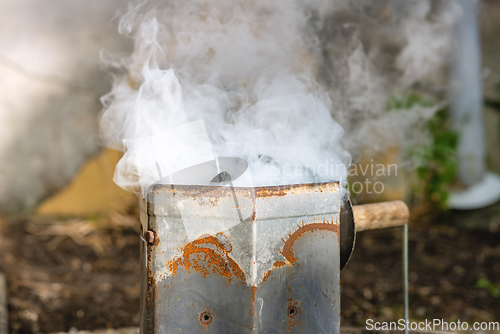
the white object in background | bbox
[449,172,500,210]
[448,0,500,209]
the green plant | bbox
[476,277,500,298]
[388,93,458,209]
[414,108,458,208]
[386,93,434,110]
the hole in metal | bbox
[288,305,298,318]
[199,310,213,325]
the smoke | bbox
[100,0,351,195]
[315,0,461,161]
[100,0,460,195]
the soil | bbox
[0,202,499,333]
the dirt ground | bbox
[0,202,499,333]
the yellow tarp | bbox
[36,149,134,216]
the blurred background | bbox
[0,0,499,333]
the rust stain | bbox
[153,234,160,247]
[150,184,255,207]
[215,232,232,252]
[254,182,337,198]
[199,309,213,328]
[249,286,257,330]
[282,222,339,263]
[154,285,157,307]
[146,242,157,329]
[145,230,155,244]
[262,270,272,283]
[149,182,338,204]
[190,195,221,207]
[180,184,251,201]
[148,184,174,196]
[146,236,156,306]
[146,228,160,322]
[287,303,300,318]
[254,186,289,198]
[262,260,290,283]
[273,260,287,268]
[168,235,245,283]
[286,302,302,331]
[251,285,257,302]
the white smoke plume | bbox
[101,0,351,195]
[100,0,460,195]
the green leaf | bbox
[476,277,490,289]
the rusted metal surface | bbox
[168,235,245,282]
[144,231,155,244]
[140,181,341,333]
[199,310,214,327]
[281,222,339,263]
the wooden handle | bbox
[353,200,409,231]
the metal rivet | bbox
[145,231,155,244]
